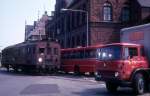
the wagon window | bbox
[85,49,96,58]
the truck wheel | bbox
[133,73,145,94]
[106,82,118,93]
[90,72,94,76]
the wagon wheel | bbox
[74,65,80,75]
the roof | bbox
[61,43,142,52]
[103,43,142,47]
[64,0,74,7]
[121,23,150,32]
[137,0,150,7]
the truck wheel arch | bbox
[131,69,150,85]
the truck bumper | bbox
[95,74,132,87]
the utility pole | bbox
[0,46,2,67]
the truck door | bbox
[124,47,140,74]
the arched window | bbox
[122,4,130,22]
[103,2,113,21]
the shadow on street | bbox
[72,87,139,96]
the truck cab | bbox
[95,43,150,94]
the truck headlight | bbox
[38,57,43,63]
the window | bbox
[140,47,145,56]
[62,49,85,59]
[85,49,96,58]
[32,47,35,54]
[122,6,130,22]
[98,46,122,60]
[103,2,112,21]
[39,48,45,54]
[124,47,138,59]
[47,48,51,55]
[82,33,86,47]
[129,48,138,58]
[54,48,58,55]
[72,37,75,48]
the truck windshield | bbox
[97,46,122,60]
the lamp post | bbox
[0,46,2,66]
[61,8,89,47]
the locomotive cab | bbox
[36,41,60,72]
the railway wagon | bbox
[1,40,60,72]
[61,45,103,75]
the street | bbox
[0,68,150,96]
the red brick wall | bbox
[90,24,120,45]
[89,0,127,45]
[90,0,128,22]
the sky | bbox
[0,0,56,50]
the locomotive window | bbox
[27,48,30,53]
[22,48,25,54]
[47,48,52,54]
[54,48,58,55]
[32,47,35,54]
[39,48,45,54]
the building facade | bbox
[25,25,34,41]
[46,0,150,48]
[25,11,52,41]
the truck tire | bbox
[106,82,118,93]
[133,73,145,94]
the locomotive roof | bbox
[3,40,46,50]
[4,42,25,50]
[3,40,59,51]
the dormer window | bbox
[103,2,113,21]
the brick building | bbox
[25,11,52,41]
[25,25,34,41]
[46,0,150,48]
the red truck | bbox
[95,23,150,94]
